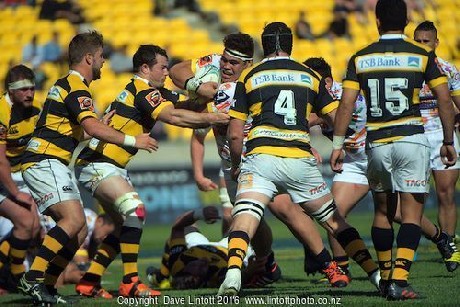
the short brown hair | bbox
[68,30,104,66]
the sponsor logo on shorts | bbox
[405,179,427,187]
[309,182,327,195]
[36,192,54,206]
[62,185,73,192]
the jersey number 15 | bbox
[368,78,409,117]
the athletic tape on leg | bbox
[232,198,266,221]
[310,199,336,223]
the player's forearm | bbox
[169,60,193,90]
[190,132,206,180]
[228,120,244,167]
[168,109,212,128]
[82,117,130,146]
[435,85,456,142]
[333,91,356,136]
[0,157,19,196]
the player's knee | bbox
[115,192,146,228]
[232,198,266,222]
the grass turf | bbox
[2,208,459,306]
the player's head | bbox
[172,259,209,289]
[303,57,333,90]
[92,214,115,245]
[4,64,35,108]
[68,31,105,80]
[133,45,169,88]
[414,21,439,51]
[375,0,408,34]
[261,22,293,57]
[220,33,254,82]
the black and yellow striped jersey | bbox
[76,75,177,168]
[21,70,97,169]
[229,56,338,158]
[168,238,228,288]
[0,93,40,172]
[343,34,448,143]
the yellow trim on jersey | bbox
[151,101,173,119]
[343,80,360,90]
[428,76,448,89]
[206,101,214,113]
[228,109,247,121]
[319,100,339,115]
[25,137,72,161]
[77,144,133,167]
[190,59,198,74]
[412,89,420,104]
[248,146,313,158]
[452,89,460,97]
[45,113,84,138]
[366,116,423,131]
[77,110,97,123]
[249,102,262,117]
[249,125,310,143]
[306,103,312,120]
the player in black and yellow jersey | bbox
[74,44,228,299]
[331,0,457,300]
[218,22,380,296]
[18,31,158,305]
[146,206,228,290]
[0,65,41,292]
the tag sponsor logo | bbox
[78,96,94,111]
[356,55,422,72]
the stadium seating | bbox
[0,0,459,140]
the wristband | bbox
[332,135,345,150]
[443,140,454,146]
[123,135,136,147]
[185,77,203,93]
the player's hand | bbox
[13,191,35,209]
[208,113,230,125]
[311,146,322,165]
[196,81,218,100]
[135,134,159,153]
[440,144,457,168]
[101,109,116,125]
[330,148,344,173]
[201,205,221,224]
[195,177,218,191]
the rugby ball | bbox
[189,60,220,104]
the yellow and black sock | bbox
[26,226,70,281]
[0,240,10,270]
[227,231,249,270]
[371,226,394,280]
[9,236,31,278]
[44,238,79,289]
[337,227,378,276]
[393,223,421,286]
[120,226,142,284]
[83,234,120,284]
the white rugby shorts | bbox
[22,159,82,213]
[425,129,460,170]
[333,151,369,185]
[75,162,132,195]
[0,171,30,204]
[367,134,430,193]
[236,154,331,204]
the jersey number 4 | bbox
[368,78,409,117]
[274,90,297,125]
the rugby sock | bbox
[392,223,421,286]
[315,248,333,269]
[158,239,172,281]
[227,231,250,270]
[83,234,120,284]
[336,227,378,275]
[120,226,142,284]
[44,238,79,288]
[0,240,10,270]
[26,226,70,281]
[371,226,394,280]
[9,236,30,277]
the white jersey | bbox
[419,57,460,132]
[329,82,367,155]
[207,81,252,164]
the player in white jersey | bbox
[170,34,351,288]
[414,21,460,272]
